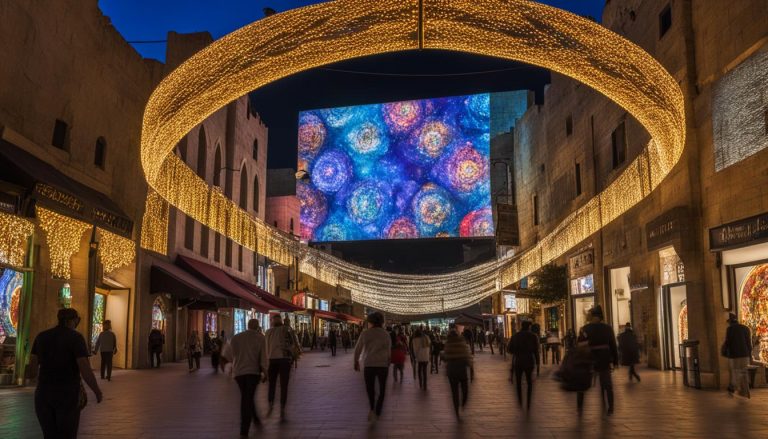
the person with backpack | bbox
[148,328,164,368]
[412,328,432,390]
[265,313,300,421]
[508,321,539,410]
[617,322,641,382]
[442,329,473,420]
[390,326,408,383]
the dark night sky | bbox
[100,0,605,169]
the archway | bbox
[141,0,685,314]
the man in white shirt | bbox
[224,319,268,438]
[353,312,391,424]
[94,320,117,381]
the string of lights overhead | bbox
[140,0,685,314]
[0,211,35,268]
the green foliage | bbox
[527,263,568,304]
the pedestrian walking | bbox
[508,321,539,410]
[353,312,391,426]
[93,320,117,381]
[148,328,164,368]
[210,332,223,373]
[488,329,495,355]
[563,329,577,354]
[409,328,418,379]
[265,313,300,420]
[391,326,408,383]
[478,328,486,352]
[617,322,641,382]
[186,331,202,372]
[412,328,431,390]
[31,308,103,439]
[547,329,561,365]
[430,329,443,373]
[462,326,475,355]
[222,319,268,438]
[722,312,752,398]
[442,329,473,420]
[531,322,542,374]
[329,327,338,357]
[554,332,593,414]
[578,306,618,415]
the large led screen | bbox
[298,93,494,242]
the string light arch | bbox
[141,0,685,314]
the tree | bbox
[526,263,568,304]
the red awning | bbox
[230,277,305,312]
[312,309,363,324]
[176,255,271,313]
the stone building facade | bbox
[504,0,768,388]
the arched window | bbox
[252,138,258,161]
[213,145,222,187]
[253,174,260,213]
[239,164,249,210]
[94,137,107,169]
[197,126,207,180]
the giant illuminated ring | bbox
[141,0,685,314]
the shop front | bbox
[568,248,596,332]
[712,213,768,365]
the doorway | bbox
[609,267,632,335]
[661,283,688,370]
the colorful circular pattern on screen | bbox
[459,207,494,237]
[740,263,768,363]
[0,269,23,338]
[311,149,353,193]
[446,143,488,193]
[383,100,422,133]
[298,114,327,157]
[467,94,491,118]
[412,184,456,235]
[297,182,328,236]
[346,122,387,156]
[347,181,388,225]
[385,217,419,239]
[320,107,356,128]
[415,121,452,160]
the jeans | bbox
[234,374,260,435]
[729,357,750,397]
[150,351,162,368]
[448,375,468,414]
[417,361,428,389]
[268,358,293,408]
[392,363,404,381]
[35,388,80,439]
[514,366,534,409]
[364,366,388,416]
[100,352,113,379]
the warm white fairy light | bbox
[36,207,91,280]
[0,211,35,268]
[98,228,136,274]
[140,0,685,314]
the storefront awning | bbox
[313,309,363,324]
[176,255,271,313]
[231,277,305,312]
[150,259,236,309]
[0,138,133,237]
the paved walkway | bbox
[2,348,768,438]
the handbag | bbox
[78,381,88,410]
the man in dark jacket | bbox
[617,322,641,382]
[723,313,751,398]
[579,305,618,414]
[508,321,540,410]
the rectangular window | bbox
[200,225,209,258]
[533,195,539,226]
[659,4,672,38]
[184,216,195,250]
[611,121,627,170]
[94,138,106,168]
[238,246,243,272]
[566,115,573,136]
[575,163,582,196]
[214,233,221,262]
[225,239,233,267]
[52,119,69,150]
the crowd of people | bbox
[28,304,761,438]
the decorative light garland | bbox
[0,211,35,268]
[140,0,685,314]
[36,207,90,280]
[140,189,169,255]
[98,228,136,274]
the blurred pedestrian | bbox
[508,320,539,410]
[354,312,391,426]
[265,314,300,420]
[223,319,268,438]
[391,326,408,383]
[618,322,641,382]
[412,328,432,390]
[31,308,103,439]
[462,326,475,355]
[578,306,618,415]
[210,332,223,373]
[547,329,561,365]
[148,328,164,368]
[442,329,473,420]
[186,331,202,372]
[722,312,752,398]
[93,320,117,381]
[329,327,338,357]
[563,329,577,354]
[430,329,443,374]
[531,322,542,375]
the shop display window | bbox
[504,294,517,312]
[570,274,594,296]
[91,293,106,347]
[739,263,768,363]
[152,298,166,332]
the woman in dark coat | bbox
[617,322,641,382]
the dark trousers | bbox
[35,389,80,439]
[330,344,337,356]
[234,374,260,436]
[268,358,292,408]
[150,350,162,368]
[417,361,428,389]
[100,352,114,379]
[514,366,534,409]
[628,364,641,381]
[364,366,388,416]
[188,352,200,370]
[579,369,614,412]
[430,353,440,373]
[448,375,468,414]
